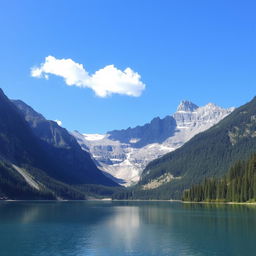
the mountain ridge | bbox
[114,96,256,199]
[73,100,234,185]
[0,88,119,200]
[13,99,118,186]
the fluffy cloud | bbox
[31,56,145,97]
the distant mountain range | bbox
[0,89,119,200]
[73,100,234,185]
[2,86,256,202]
[113,96,256,200]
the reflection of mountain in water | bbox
[0,202,256,256]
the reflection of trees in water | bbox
[0,201,114,256]
[0,202,42,223]
[175,203,256,255]
[0,202,256,256]
[95,202,256,256]
[0,201,114,223]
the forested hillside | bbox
[114,96,256,200]
[0,89,119,200]
[183,154,256,202]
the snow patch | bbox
[129,138,140,143]
[72,101,234,186]
[83,133,106,141]
[54,120,62,126]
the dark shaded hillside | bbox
[0,89,77,199]
[0,160,87,200]
[0,89,43,167]
[114,96,256,200]
[0,88,118,199]
[13,99,118,187]
[0,161,54,200]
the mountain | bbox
[13,99,118,187]
[73,100,234,185]
[176,100,199,112]
[115,96,256,200]
[0,89,118,200]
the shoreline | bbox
[1,199,256,205]
[182,200,256,205]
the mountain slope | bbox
[13,100,118,187]
[120,96,256,199]
[0,88,118,199]
[73,101,233,185]
[0,89,81,199]
[0,89,45,168]
[183,154,256,202]
[0,160,54,200]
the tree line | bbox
[183,154,256,202]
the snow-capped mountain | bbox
[72,101,234,186]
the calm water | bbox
[0,201,256,256]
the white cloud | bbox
[31,56,145,97]
[31,56,89,86]
[54,120,62,126]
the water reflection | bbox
[0,201,256,256]
[0,201,113,256]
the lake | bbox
[0,201,255,256]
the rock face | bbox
[176,100,199,112]
[0,88,119,200]
[12,99,119,187]
[135,96,256,200]
[72,101,234,186]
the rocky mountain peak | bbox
[176,100,199,112]
[73,99,234,186]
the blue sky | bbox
[0,0,255,133]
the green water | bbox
[0,201,255,256]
